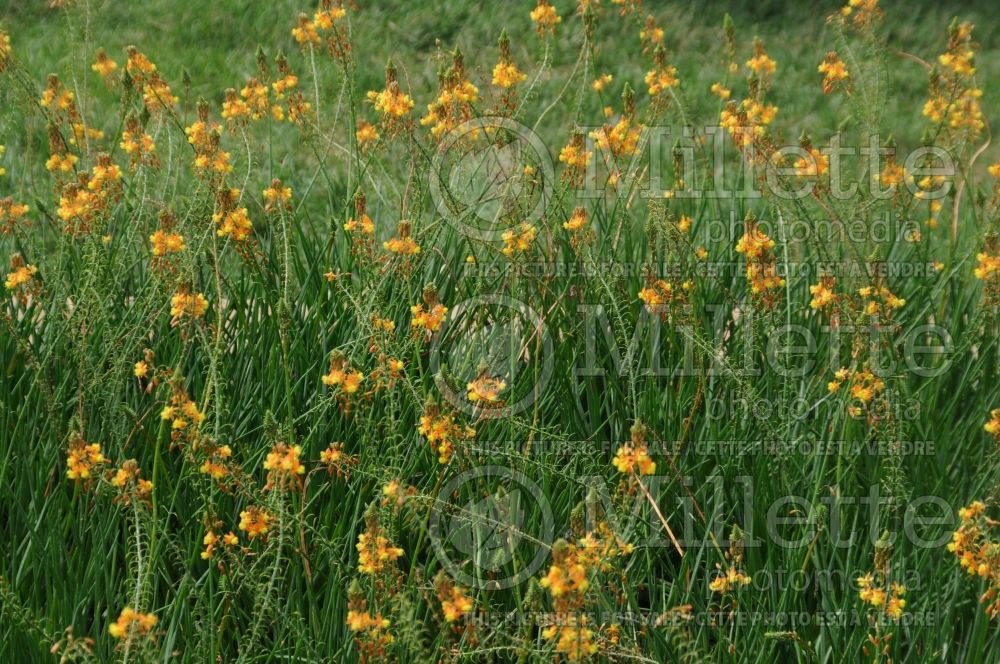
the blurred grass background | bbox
[3,0,1000,151]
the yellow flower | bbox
[292,14,321,46]
[91,48,118,79]
[492,61,526,88]
[355,120,379,147]
[746,41,777,76]
[985,409,1000,437]
[0,29,11,72]
[4,263,38,290]
[263,443,306,484]
[170,290,209,319]
[645,65,679,96]
[542,615,599,662]
[612,443,656,475]
[263,179,293,212]
[440,586,474,622]
[563,207,588,232]
[383,236,421,255]
[320,444,341,464]
[530,0,561,35]
[590,116,642,157]
[108,607,157,639]
[975,252,1000,281]
[879,161,906,188]
[710,82,731,100]
[559,142,591,168]
[501,223,537,256]
[46,152,78,173]
[467,376,507,403]
[344,213,374,235]
[709,566,752,594]
[239,506,272,539]
[149,230,186,256]
[818,51,849,93]
[638,279,684,312]
[592,74,613,92]
[366,82,414,119]
[356,528,404,574]
[213,207,253,242]
[793,147,829,177]
[66,439,105,481]
[410,303,448,333]
[809,277,836,310]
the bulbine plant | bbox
[2,0,1000,661]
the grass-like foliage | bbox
[3,0,1000,661]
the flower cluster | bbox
[91,48,118,82]
[201,529,239,560]
[857,572,907,620]
[500,222,537,257]
[149,229,185,258]
[109,459,154,505]
[435,572,474,623]
[530,0,561,36]
[346,582,395,663]
[198,444,234,482]
[611,421,657,476]
[709,565,752,594]
[356,522,404,575]
[541,614,599,662]
[66,438,105,483]
[638,277,687,315]
[645,46,679,99]
[383,220,421,256]
[818,51,849,94]
[420,49,479,139]
[0,196,30,234]
[809,275,837,311]
[160,382,207,440]
[923,22,983,138]
[536,523,631,661]
[417,402,475,464]
[292,0,350,60]
[858,283,905,319]
[320,442,358,478]
[108,607,158,640]
[170,289,209,321]
[492,33,526,90]
[4,254,39,305]
[0,28,11,73]
[735,221,784,305]
[263,179,293,212]
[263,443,306,489]
[985,409,1000,442]
[558,132,592,185]
[589,113,642,160]
[322,352,365,396]
[466,375,507,405]
[410,288,448,337]
[126,46,177,113]
[366,61,414,131]
[828,367,886,418]
[947,500,1000,618]
[238,506,272,540]
[120,117,158,169]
